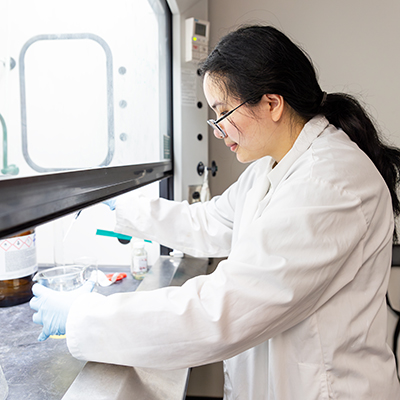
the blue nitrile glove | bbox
[30,281,94,341]
[102,198,116,211]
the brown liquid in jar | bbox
[0,230,36,307]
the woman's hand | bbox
[102,198,116,211]
[30,281,94,341]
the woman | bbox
[31,25,400,399]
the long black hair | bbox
[200,25,400,240]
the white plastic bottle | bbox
[131,242,148,280]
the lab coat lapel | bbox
[238,159,273,237]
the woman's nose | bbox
[213,128,224,139]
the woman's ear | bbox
[263,94,284,122]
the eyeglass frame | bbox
[207,99,251,139]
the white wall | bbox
[208,0,400,195]
[207,0,400,375]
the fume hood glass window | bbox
[0,0,171,177]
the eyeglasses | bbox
[207,99,250,139]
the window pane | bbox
[0,0,171,177]
[20,35,112,171]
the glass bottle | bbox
[130,241,148,280]
[0,230,37,307]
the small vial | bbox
[131,242,148,280]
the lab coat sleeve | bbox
[113,162,257,258]
[67,175,382,370]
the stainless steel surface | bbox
[62,363,189,400]
[1,256,208,400]
[139,255,208,291]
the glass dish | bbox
[33,265,91,291]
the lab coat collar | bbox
[238,115,329,236]
[267,115,329,190]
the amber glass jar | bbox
[0,230,37,307]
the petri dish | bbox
[33,265,88,292]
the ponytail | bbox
[200,25,400,240]
[321,93,400,240]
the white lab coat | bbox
[67,115,400,399]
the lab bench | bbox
[0,256,209,400]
